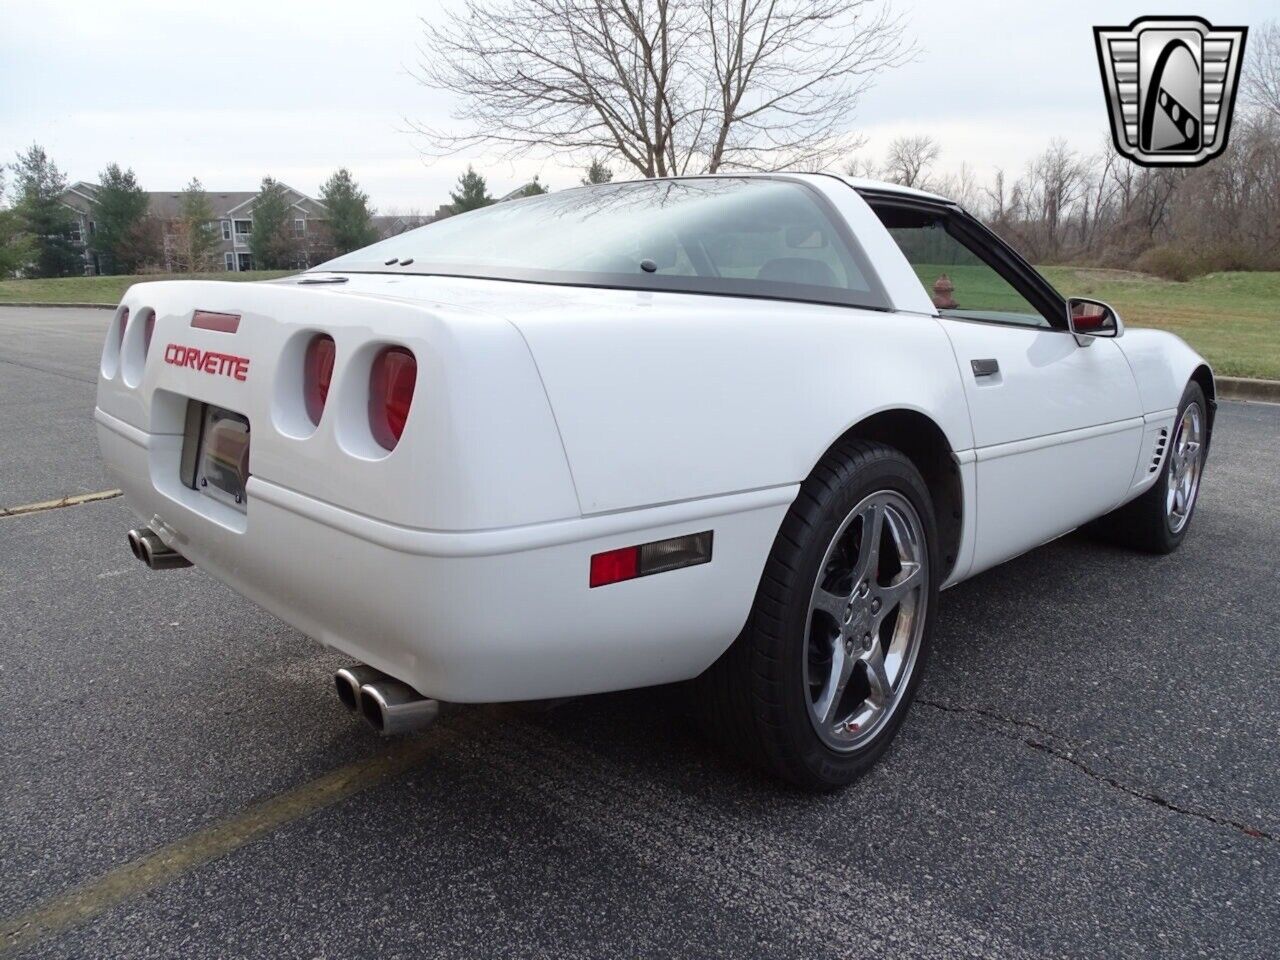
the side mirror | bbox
[1067,297,1123,346]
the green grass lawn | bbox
[1044,267,1280,381]
[913,264,1280,381]
[3,266,1277,379]
[0,271,294,305]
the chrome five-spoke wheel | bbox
[803,489,929,751]
[696,439,938,789]
[1166,402,1204,534]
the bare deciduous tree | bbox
[414,0,914,176]
[1243,20,1280,121]
[841,153,882,180]
[1013,139,1089,260]
[882,134,939,188]
[928,162,981,209]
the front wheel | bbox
[697,440,938,790]
[1089,381,1208,554]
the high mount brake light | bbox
[192,310,241,333]
[369,346,416,450]
[589,531,713,588]
[304,334,336,425]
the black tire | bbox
[696,439,939,791]
[1088,381,1208,554]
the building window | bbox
[221,220,231,240]
[234,220,252,236]
[89,220,97,235]
[293,218,305,237]
[225,252,235,271]
[69,223,83,244]
[238,253,254,272]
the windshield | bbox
[317,177,888,310]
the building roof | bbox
[149,191,259,220]
[58,183,326,220]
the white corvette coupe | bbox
[97,174,1213,789]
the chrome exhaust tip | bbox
[126,528,145,561]
[334,665,390,713]
[127,527,192,570]
[358,679,440,736]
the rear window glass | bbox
[318,178,888,310]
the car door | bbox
[866,197,1144,576]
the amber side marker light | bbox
[589,531,713,588]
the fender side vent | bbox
[1149,427,1169,474]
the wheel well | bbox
[1191,364,1216,448]
[832,410,963,580]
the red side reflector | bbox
[192,310,241,333]
[590,546,640,588]
[590,532,714,588]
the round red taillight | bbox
[369,346,416,451]
[304,334,336,425]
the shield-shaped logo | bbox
[1094,16,1248,167]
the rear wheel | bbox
[698,440,938,790]
[1090,381,1208,554]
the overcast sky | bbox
[0,0,1269,210]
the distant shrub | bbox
[1135,244,1199,281]
[1134,241,1274,280]
[1195,242,1268,274]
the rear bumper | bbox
[97,407,792,702]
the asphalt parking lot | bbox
[2,305,1278,959]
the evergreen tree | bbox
[319,168,377,253]
[0,172,35,278]
[249,177,294,270]
[11,144,80,277]
[91,163,156,274]
[448,166,494,213]
[512,174,549,197]
[582,159,614,185]
[174,178,219,272]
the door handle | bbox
[971,359,1000,378]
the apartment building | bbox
[59,181,329,274]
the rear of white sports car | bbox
[96,174,953,785]
[101,173,1207,789]
[95,272,784,717]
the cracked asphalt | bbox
[2,306,1278,958]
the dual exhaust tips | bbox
[127,527,191,570]
[335,665,441,736]
[123,527,435,735]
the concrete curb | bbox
[1217,377,1280,405]
[0,301,116,310]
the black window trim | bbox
[855,188,1069,332]
[313,175,894,314]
